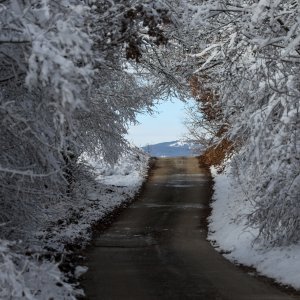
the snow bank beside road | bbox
[209,166,300,290]
[0,148,149,299]
[90,150,147,187]
[41,148,149,252]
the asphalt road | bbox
[81,157,297,300]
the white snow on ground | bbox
[0,148,149,299]
[0,239,81,300]
[209,165,300,290]
[39,148,149,251]
[91,152,147,187]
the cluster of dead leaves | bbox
[189,76,234,171]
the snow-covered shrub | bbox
[0,239,80,299]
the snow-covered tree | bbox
[182,0,300,245]
[0,0,183,239]
[0,0,94,236]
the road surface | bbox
[81,157,297,300]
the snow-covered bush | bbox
[0,239,80,299]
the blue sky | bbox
[127,97,189,147]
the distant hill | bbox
[142,140,202,157]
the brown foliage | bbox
[189,76,222,122]
[199,139,234,172]
[189,76,234,170]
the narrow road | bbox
[81,157,296,300]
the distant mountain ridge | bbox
[142,140,201,157]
